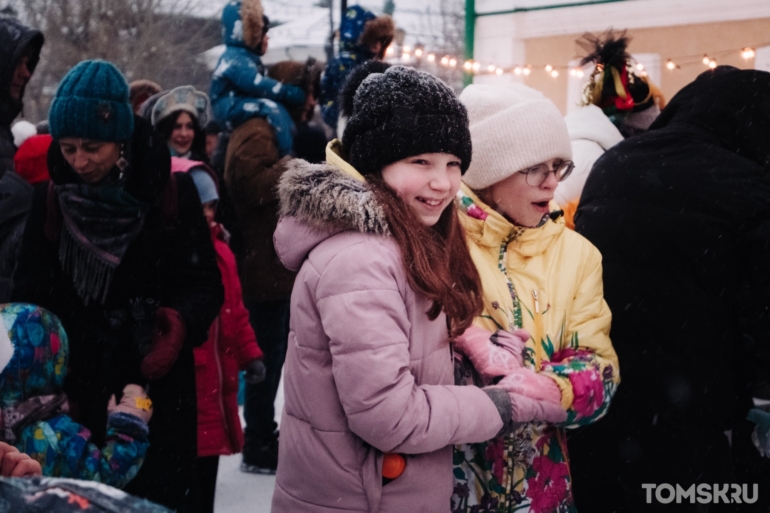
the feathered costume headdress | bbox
[578,30,664,127]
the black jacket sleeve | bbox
[737,214,770,397]
[162,173,224,347]
[10,183,59,310]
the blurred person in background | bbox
[209,0,305,157]
[152,86,211,162]
[0,15,43,300]
[171,157,266,513]
[223,57,320,475]
[319,5,394,135]
[558,32,665,229]
[203,119,221,162]
[129,79,162,116]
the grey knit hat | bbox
[342,66,472,176]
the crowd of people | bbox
[0,1,768,512]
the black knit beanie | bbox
[339,60,392,120]
[342,66,472,176]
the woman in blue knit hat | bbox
[11,60,224,512]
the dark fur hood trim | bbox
[278,159,389,236]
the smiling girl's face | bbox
[169,111,195,156]
[380,153,463,227]
[58,138,121,184]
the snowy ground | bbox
[214,454,275,513]
[213,374,284,513]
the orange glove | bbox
[0,442,42,477]
[140,307,187,381]
[108,384,153,424]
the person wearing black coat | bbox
[11,60,224,512]
[569,66,770,512]
[0,15,43,300]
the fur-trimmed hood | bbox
[273,158,388,271]
[221,0,264,50]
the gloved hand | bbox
[494,368,566,424]
[0,442,41,477]
[453,325,530,385]
[140,307,187,381]
[243,359,267,385]
[748,407,770,458]
[108,384,153,424]
[281,84,306,105]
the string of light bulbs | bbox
[385,42,769,78]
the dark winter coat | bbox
[0,125,13,175]
[170,156,263,457]
[0,169,31,300]
[319,5,376,129]
[0,16,43,300]
[225,117,294,302]
[0,15,43,171]
[224,61,311,302]
[11,116,224,511]
[571,67,770,502]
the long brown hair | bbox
[368,177,483,338]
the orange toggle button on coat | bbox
[382,453,406,480]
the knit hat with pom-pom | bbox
[342,66,472,177]
[11,120,36,147]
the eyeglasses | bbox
[519,160,575,187]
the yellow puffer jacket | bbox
[452,185,619,513]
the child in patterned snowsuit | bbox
[0,303,153,489]
[209,0,306,156]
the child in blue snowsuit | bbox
[319,5,394,131]
[209,0,306,156]
[0,303,153,489]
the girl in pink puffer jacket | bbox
[271,66,566,513]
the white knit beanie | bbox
[460,83,572,190]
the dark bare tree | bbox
[8,0,220,122]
